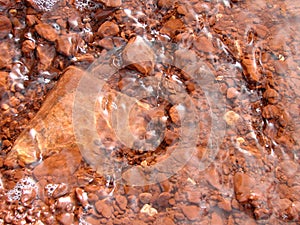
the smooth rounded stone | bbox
[0,15,12,39]
[139,192,153,204]
[180,205,200,221]
[157,0,174,8]
[97,21,119,37]
[122,36,155,74]
[115,195,127,211]
[95,199,113,218]
[35,23,58,42]
[223,110,240,126]
[263,88,280,104]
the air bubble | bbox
[7,177,37,201]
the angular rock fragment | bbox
[4,66,83,167]
[98,0,122,7]
[35,23,58,42]
[160,18,184,37]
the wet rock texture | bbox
[0,0,300,224]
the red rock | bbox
[0,42,13,69]
[122,36,155,74]
[98,0,122,7]
[97,21,119,37]
[157,192,171,207]
[32,148,82,183]
[233,172,254,202]
[241,58,261,83]
[262,105,280,119]
[116,195,127,211]
[139,192,152,204]
[193,36,215,53]
[22,40,36,54]
[0,15,12,39]
[218,198,232,212]
[274,60,288,75]
[263,88,280,104]
[180,205,200,221]
[35,23,58,42]
[160,18,184,37]
[95,199,113,218]
[211,212,224,225]
[227,87,239,99]
[56,213,74,225]
[37,43,56,70]
[56,34,76,56]
[157,0,174,8]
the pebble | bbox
[56,213,74,225]
[100,0,122,7]
[160,18,184,37]
[263,88,280,104]
[35,23,58,42]
[193,35,216,53]
[223,110,240,126]
[233,172,254,203]
[140,204,158,216]
[97,21,119,37]
[56,34,76,56]
[33,148,82,182]
[95,199,113,218]
[122,36,155,74]
[181,205,200,221]
[22,40,36,54]
[139,192,153,204]
[227,87,239,99]
[0,15,12,39]
[116,195,127,211]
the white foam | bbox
[7,177,37,201]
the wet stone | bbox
[37,43,56,71]
[0,15,12,39]
[22,40,36,54]
[263,88,280,104]
[95,199,113,218]
[160,18,184,38]
[97,21,119,37]
[35,23,58,42]
[193,35,216,53]
[234,172,254,203]
[56,34,76,57]
[122,36,155,74]
[180,205,200,221]
[33,148,82,183]
[139,192,153,204]
[56,213,74,225]
[0,42,13,69]
[115,195,127,211]
[99,0,122,7]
